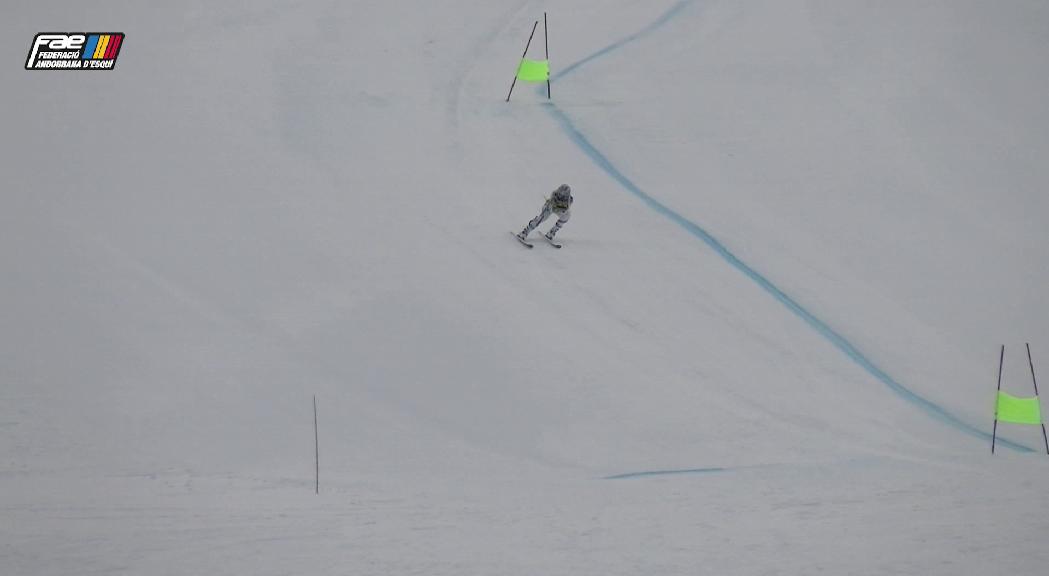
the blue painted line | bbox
[542,2,1032,453]
[553,0,695,82]
[605,467,727,480]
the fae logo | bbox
[26,32,124,70]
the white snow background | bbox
[3,1,1049,574]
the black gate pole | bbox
[544,12,551,99]
[314,395,320,494]
[1026,343,1049,455]
[993,345,1004,454]
[506,20,539,102]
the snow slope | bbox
[2,1,1048,574]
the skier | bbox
[517,184,573,243]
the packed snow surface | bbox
[3,1,1048,574]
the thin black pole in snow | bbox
[1026,343,1049,455]
[506,20,539,102]
[314,395,320,494]
[544,12,551,99]
[993,345,1004,454]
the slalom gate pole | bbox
[544,12,551,99]
[506,20,539,102]
[1026,343,1049,455]
[993,345,1004,454]
[314,395,320,494]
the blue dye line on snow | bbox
[553,0,695,82]
[605,467,727,480]
[541,1,1032,453]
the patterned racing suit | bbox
[520,186,573,239]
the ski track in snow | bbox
[540,0,1033,462]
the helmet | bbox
[551,184,573,211]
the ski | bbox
[511,231,534,248]
[542,234,562,249]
